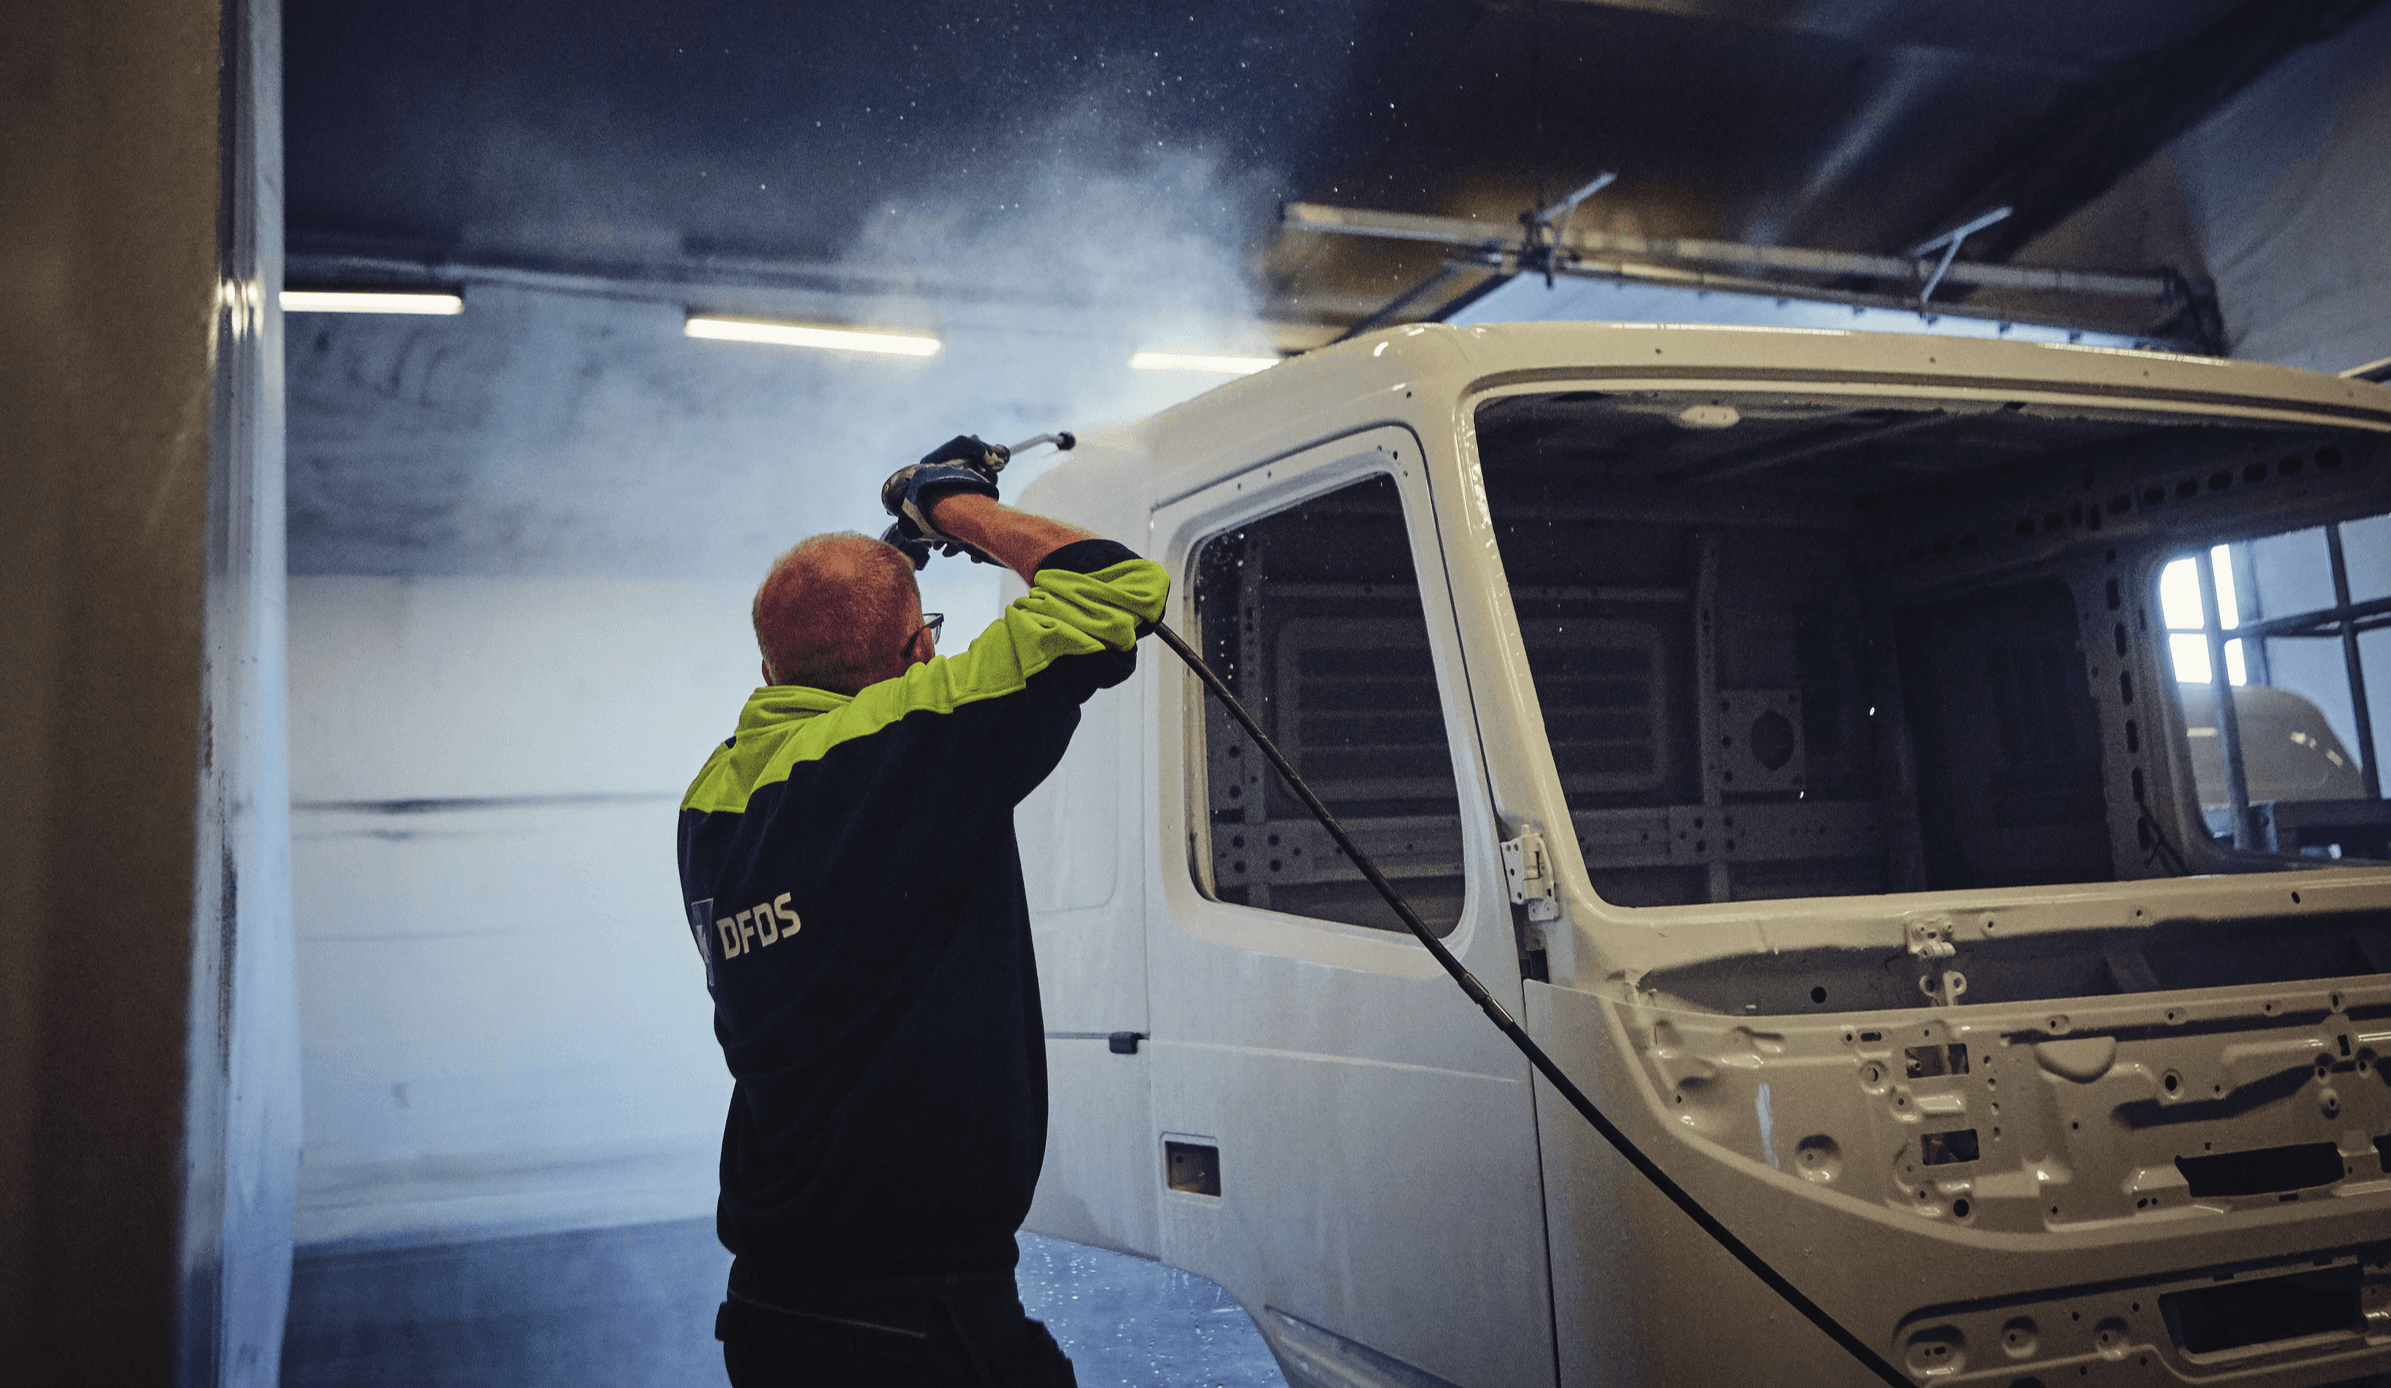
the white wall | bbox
[288,576,757,1244]
[2168,2,2391,373]
[2026,4,2391,374]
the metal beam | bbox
[1283,201,2176,300]
[2196,553,2258,851]
[1330,262,1484,344]
[1468,250,2185,341]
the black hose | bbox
[1151,620,1912,1388]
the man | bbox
[678,439,1169,1387]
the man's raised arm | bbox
[922,493,1097,586]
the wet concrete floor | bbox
[1017,1232,1286,1387]
[283,1218,1286,1387]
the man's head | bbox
[752,533,932,694]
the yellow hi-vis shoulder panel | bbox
[680,557,1168,816]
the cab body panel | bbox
[1018,322,2391,1387]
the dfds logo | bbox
[715,892,801,961]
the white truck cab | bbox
[1012,321,2391,1387]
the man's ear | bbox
[907,627,936,668]
[760,658,774,686]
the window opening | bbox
[1189,474,1468,934]
[2161,518,2391,859]
[1468,390,2391,906]
[2159,547,2249,686]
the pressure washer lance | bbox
[984,433,1908,1387]
[957,432,1081,476]
[882,433,1078,567]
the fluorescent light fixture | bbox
[1129,351,1278,375]
[280,290,463,315]
[685,315,941,357]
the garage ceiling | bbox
[285,0,2380,332]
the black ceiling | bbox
[284,0,2381,324]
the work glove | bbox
[917,434,1010,480]
[879,435,1004,570]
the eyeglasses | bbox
[905,612,944,660]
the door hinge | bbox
[1502,825,1561,922]
[1906,914,1967,1007]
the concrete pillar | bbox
[0,1,300,1383]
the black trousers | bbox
[716,1265,1077,1388]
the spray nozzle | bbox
[993,431,1076,467]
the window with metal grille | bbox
[2160,517,2391,859]
[1189,474,1467,934]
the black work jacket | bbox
[677,540,1168,1276]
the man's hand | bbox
[914,434,1008,480]
[880,440,1004,568]
[879,435,1095,580]
[881,463,999,541]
